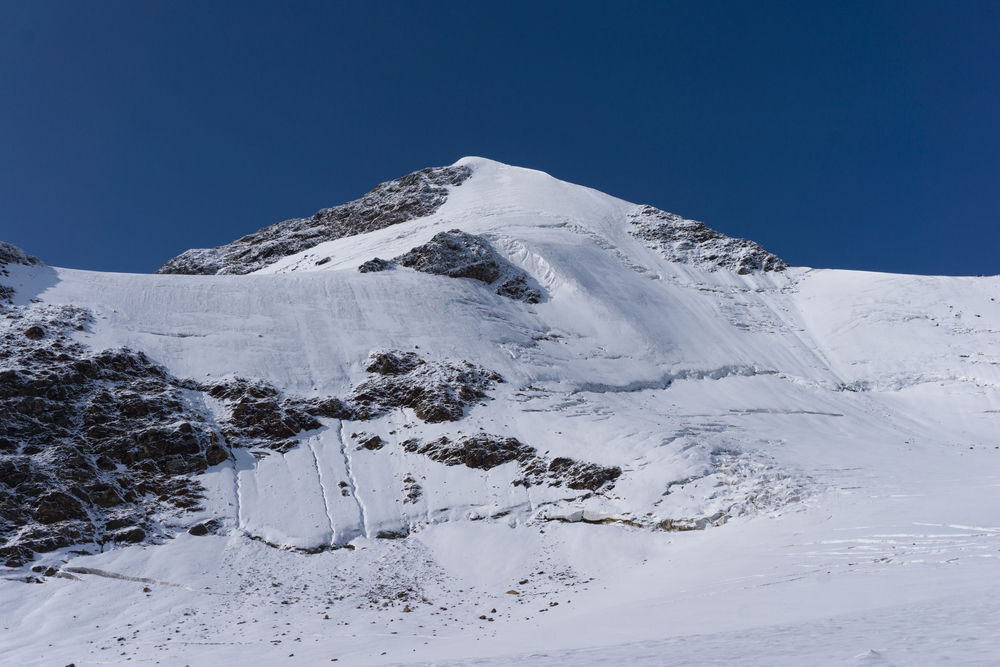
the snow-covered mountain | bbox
[2,158,999,666]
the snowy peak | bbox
[156,158,786,277]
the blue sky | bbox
[1,1,997,275]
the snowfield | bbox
[2,158,1000,665]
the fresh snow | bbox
[2,157,1000,665]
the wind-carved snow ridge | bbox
[155,165,473,275]
[627,205,788,274]
[358,229,543,303]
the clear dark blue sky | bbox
[1,1,998,275]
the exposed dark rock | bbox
[0,242,42,268]
[0,303,233,565]
[304,397,354,421]
[0,544,34,567]
[24,326,44,340]
[365,351,422,376]
[352,350,502,423]
[206,378,330,453]
[205,443,229,466]
[358,435,383,451]
[627,205,787,274]
[403,474,422,504]
[403,435,533,471]
[188,519,218,536]
[359,230,542,303]
[400,433,621,492]
[520,457,622,491]
[375,528,409,540]
[358,257,392,273]
[109,527,145,543]
[156,165,473,275]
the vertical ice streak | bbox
[340,420,369,540]
[307,433,336,546]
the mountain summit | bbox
[1,159,999,666]
[156,158,786,276]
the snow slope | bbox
[2,157,1000,666]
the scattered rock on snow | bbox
[155,165,473,275]
[627,205,787,274]
[352,350,502,423]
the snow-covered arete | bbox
[2,157,999,666]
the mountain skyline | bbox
[2,157,999,664]
[3,2,999,277]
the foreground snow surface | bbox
[3,158,1000,665]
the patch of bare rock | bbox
[358,229,542,303]
[402,433,621,492]
[627,205,787,274]
[155,165,472,275]
[0,304,222,567]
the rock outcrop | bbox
[359,230,542,303]
[401,433,621,492]
[351,350,503,423]
[0,242,42,269]
[0,303,225,567]
[155,165,473,275]
[627,205,787,274]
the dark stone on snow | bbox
[188,520,218,536]
[352,351,501,423]
[33,491,87,524]
[367,230,542,303]
[24,326,45,340]
[359,435,383,451]
[364,351,421,376]
[109,527,145,543]
[358,257,392,273]
[375,528,409,539]
[0,544,34,567]
[0,241,42,268]
[205,443,229,466]
[401,433,622,492]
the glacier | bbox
[1,157,999,665]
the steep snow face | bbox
[2,160,1000,666]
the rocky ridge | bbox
[359,229,542,303]
[402,434,621,492]
[155,165,473,275]
[627,205,787,274]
